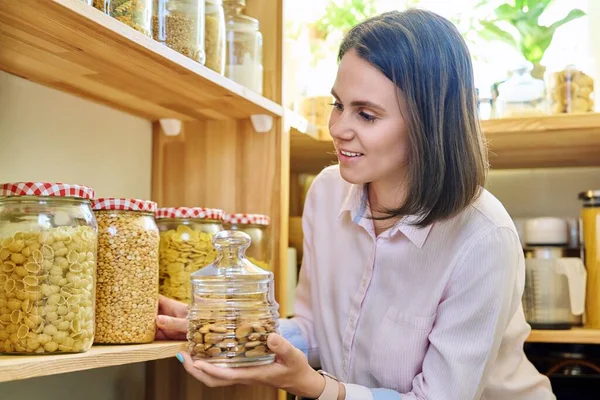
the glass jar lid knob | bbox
[213,230,251,251]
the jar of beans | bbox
[0,182,98,354]
[156,207,224,303]
[92,198,160,344]
[188,230,279,367]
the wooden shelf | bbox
[0,341,186,383]
[290,113,600,173]
[527,328,600,344]
[0,0,283,121]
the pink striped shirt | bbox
[281,165,554,400]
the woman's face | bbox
[329,50,409,187]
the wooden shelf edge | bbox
[285,110,319,139]
[482,113,600,134]
[526,328,600,344]
[0,341,186,383]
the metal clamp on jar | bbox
[187,230,279,367]
[523,217,587,330]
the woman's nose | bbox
[328,110,354,141]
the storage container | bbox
[225,213,270,271]
[579,190,600,328]
[94,0,153,37]
[224,0,263,93]
[153,0,206,63]
[0,182,97,354]
[187,230,279,366]
[205,0,226,74]
[495,62,547,118]
[92,198,160,344]
[156,207,224,303]
[547,64,595,114]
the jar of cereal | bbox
[224,213,270,271]
[205,0,226,74]
[156,207,224,303]
[94,0,153,37]
[0,182,97,354]
[92,198,160,344]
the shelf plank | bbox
[0,341,186,383]
[527,328,600,344]
[0,0,283,121]
[290,113,600,172]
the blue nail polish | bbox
[176,353,184,363]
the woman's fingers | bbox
[156,315,188,340]
[178,352,234,388]
[158,295,188,318]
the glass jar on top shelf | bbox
[224,213,270,271]
[94,0,153,37]
[205,0,226,74]
[495,62,547,118]
[547,64,595,114]
[92,198,160,344]
[0,182,98,354]
[156,207,224,303]
[187,230,279,366]
[223,0,263,94]
[152,0,206,63]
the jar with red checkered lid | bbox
[91,198,160,344]
[155,207,225,303]
[224,213,270,271]
[0,182,98,354]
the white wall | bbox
[0,71,152,400]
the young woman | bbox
[156,9,555,400]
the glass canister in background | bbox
[152,0,206,63]
[92,198,160,344]
[156,207,224,303]
[223,0,263,94]
[187,230,279,366]
[579,190,600,328]
[225,213,270,271]
[94,0,153,37]
[495,62,547,118]
[547,64,595,114]
[205,0,226,74]
[0,182,97,354]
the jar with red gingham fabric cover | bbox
[0,182,98,354]
[224,213,270,271]
[155,207,225,303]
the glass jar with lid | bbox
[224,213,270,271]
[92,198,160,344]
[94,0,153,37]
[0,182,97,354]
[205,0,226,74]
[579,190,600,328]
[152,0,206,63]
[187,230,279,366]
[223,0,263,94]
[547,64,595,114]
[156,207,224,303]
[495,61,547,118]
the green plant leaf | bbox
[479,20,518,47]
[548,9,586,32]
[494,4,517,20]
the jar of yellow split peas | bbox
[156,207,224,303]
[224,213,271,271]
[0,182,98,354]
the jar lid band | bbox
[156,207,225,220]
[225,213,270,225]
[92,198,157,212]
[0,182,95,200]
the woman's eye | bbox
[330,102,343,112]
[359,111,377,123]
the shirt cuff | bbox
[343,383,373,400]
[370,388,402,400]
[279,318,309,358]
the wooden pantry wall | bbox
[0,72,150,400]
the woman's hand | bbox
[155,295,188,340]
[178,333,326,398]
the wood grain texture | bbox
[0,341,186,383]
[527,328,600,344]
[290,113,600,173]
[0,0,283,121]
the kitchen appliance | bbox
[523,217,587,329]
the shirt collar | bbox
[339,184,434,248]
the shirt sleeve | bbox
[345,226,522,400]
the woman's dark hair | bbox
[338,9,488,227]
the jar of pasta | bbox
[94,0,153,37]
[156,207,224,303]
[188,230,279,366]
[224,213,270,271]
[0,182,97,354]
[547,64,595,114]
[205,0,226,74]
[92,198,160,344]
